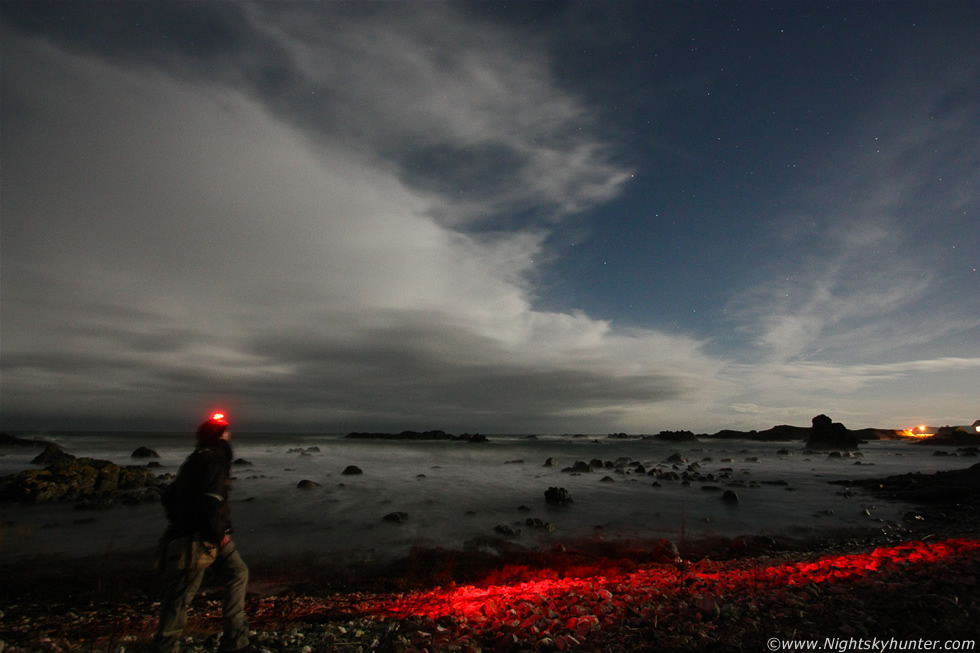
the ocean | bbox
[0,432,971,566]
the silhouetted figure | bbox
[153,413,252,653]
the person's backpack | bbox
[161,451,205,526]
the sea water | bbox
[0,433,972,565]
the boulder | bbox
[131,446,160,459]
[494,524,521,537]
[545,486,573,505]
[561,461,592,473]
[542,457,557,467]
[806,414,860,451]
[383,511,409,523]
[651,538,681,563]
[287,446,321,453]
[297,479,321,489]
[342,465,363,475]
[525,517,555,531]
[721,490,740,504]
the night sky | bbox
[1,1,977,434]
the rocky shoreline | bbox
[2,429,980,651]
[2,464,979,653]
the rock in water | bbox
[806,414,860,451]
[561,461,591,473]
[342,465,364,475]
[545,486,573,505]
[2,457,119,503]
[131,446,160,459]
[721,490,740,504]
[383,512,408,523]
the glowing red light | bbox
[212,412,226,421]
[253,538,980,652]
[357,538,980,628]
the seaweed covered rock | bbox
[1,457,119,503]
[1,456,159,504]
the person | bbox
[153,413,252,653]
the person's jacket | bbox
[161,440,233,544]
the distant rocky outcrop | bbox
[806,414,860,451]
[704,425,810,441]
[344,430,489,442]
[915,426,980,447]
[342,465,363,475]
[651,430,699,442]
[606,432,635,440]
[0,433,52,448]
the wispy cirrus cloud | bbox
[729,56,980,367]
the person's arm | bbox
[198,456,228,545]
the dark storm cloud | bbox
[226,319,690,432]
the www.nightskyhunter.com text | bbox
[769,638,975,652]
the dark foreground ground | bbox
[2,466,979,652]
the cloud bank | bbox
[1,7,721,432]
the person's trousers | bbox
[153,539,249,653]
